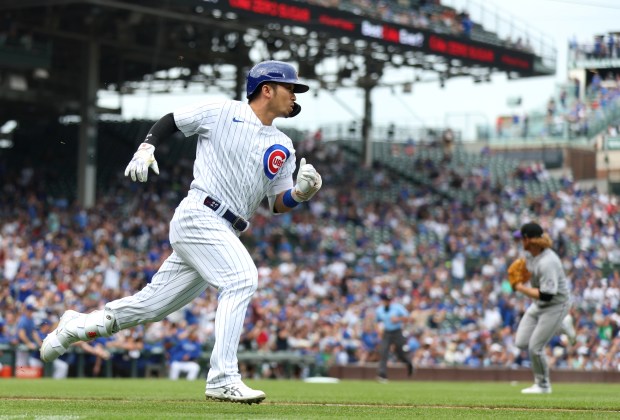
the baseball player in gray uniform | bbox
[40,60,322,404]
[513,229,576,344]
[513,222,571,394]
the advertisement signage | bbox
[219,0,537,74]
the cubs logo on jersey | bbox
[263,144,290,180]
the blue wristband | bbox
[283,189,300,208]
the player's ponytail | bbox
[530,233,553,249]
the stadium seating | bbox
[1,121,619,378]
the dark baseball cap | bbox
[520,222,544,239]
[379,293,392,301]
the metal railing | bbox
[0,343,317,379]
[440,0,556,69]
[319,122,462,144]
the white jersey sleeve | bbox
[174,100,222,136]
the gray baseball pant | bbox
[378,329,410,378]
[515,301,570,388]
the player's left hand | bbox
[124,143,160,182]
[507,258,530,291]
[293,158,322,201]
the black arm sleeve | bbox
[539,291,554,302]
[143,113,179,147]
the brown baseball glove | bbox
[507,258,531,289]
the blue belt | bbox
[203,196,249,232]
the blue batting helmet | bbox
[246,60,309,99]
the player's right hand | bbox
[124,143,160,182]
[293,158,322,201]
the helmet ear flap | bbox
[287,102,301,118]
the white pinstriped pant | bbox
[106,195,258,388]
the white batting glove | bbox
[124,143,160,182]
[292,158,322,202]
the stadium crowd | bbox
[496,70,620,140]
[569,32,620,61]
[301,0,472,38]
[0,132,619,380]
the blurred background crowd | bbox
[0,130,618,379]
[0,0,618,381]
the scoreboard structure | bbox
[220,0,546,76]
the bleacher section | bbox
[338,139,562,204]
[0,120,575,261]
[335,138,577,264]
[2,123,620,378]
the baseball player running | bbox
[40,60,322,404]
[512,222,571,394]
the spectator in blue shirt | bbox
[168,327,202,380]
[16,305,39,368]
[375,293,413,382]
[1,311,19,348]
[0,321,8,345]
[460,12,473,38]
[358,320,380,363]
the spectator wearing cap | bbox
[16,304,39,368]
[167,326,202,380]
[375,293,414,382]
[513,222,572,395]
[485,343,508,367]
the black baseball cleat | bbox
[407,362,414,377]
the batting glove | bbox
[292,158,322,202]
[124,143,160,182]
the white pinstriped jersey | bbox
[173,99,296,219]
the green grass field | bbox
[2,378,619,419]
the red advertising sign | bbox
[220,0,536,74]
